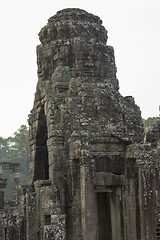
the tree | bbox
[0,137,10,161]
[0,125,30,199]
[7,125,30,185]
[8,125,30,175]
[143,117,160,132]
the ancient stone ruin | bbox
[0,162,21,239]
[0,8,160,240]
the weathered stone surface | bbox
[44,214,66,240]
[0,208,24,240]
[0,8,159,240]
[27,8,144,240]
[145,120,160,147]
[43,214,66,240]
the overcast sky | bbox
[0,0,160,137]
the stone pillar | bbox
[110,187,122,240]
[124,178,137,240]
[0,178,7,210]
[138,160,156,240]
[47,128,65,186]
[25,186,37,240]
[0,166,2,179]
[13,163,20,199]
[125,147,141,240]
[80,163,96,240]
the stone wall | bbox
[27,8,144,240]
[0,8,159,240]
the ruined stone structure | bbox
[0,162,22,240]
[0,8,159,240]
[0,162,20,198]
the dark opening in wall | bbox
[45,215,51,225]
[4,228,7,240]
[96,192,112,240]
[34,106,49,181]
[95,156,124,175]
[96,188,123,240]
[37,231,40,239]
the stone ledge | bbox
[34,180,52,188]
[95,172,125,186]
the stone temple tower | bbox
[4,8,157,240]
[26,8,145,240]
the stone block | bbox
[44,215,66,240]
[69,140,81,160]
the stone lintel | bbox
[34,179,52,188]
[95,172,125,186]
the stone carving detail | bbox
[0,8,159,240]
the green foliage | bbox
[56,39,59,47]
[55,95,70,107]
[55,98,66,107]
[0,125,30,200]
[8,125,30,173]
[143,117,160,132]
[0,137,10,160]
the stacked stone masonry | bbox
[0,8,159,240]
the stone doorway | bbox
[34,106,49,181]
[96,187,122,240]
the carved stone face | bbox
[35,8,143,144]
